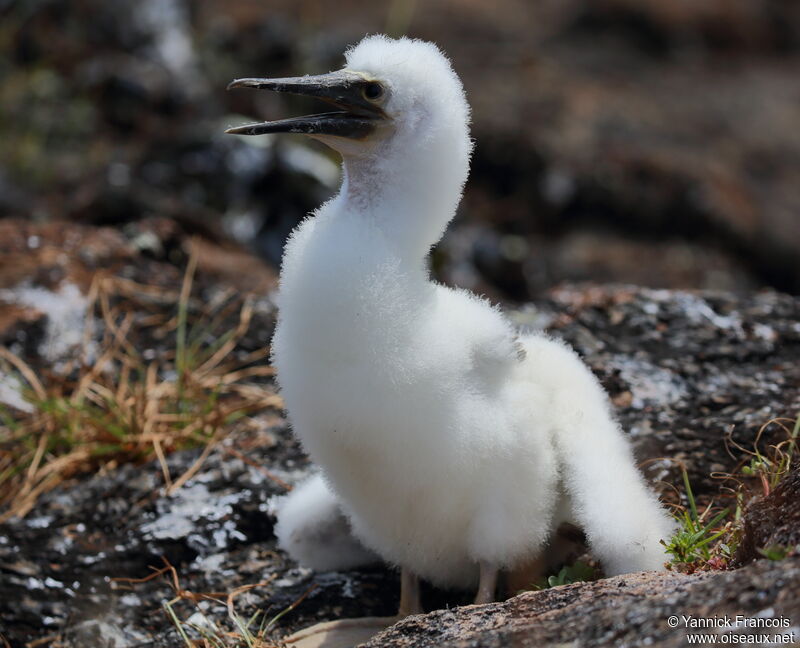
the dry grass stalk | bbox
[0,247,283,521]
[112,557,303,647]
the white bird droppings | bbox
[0,282,95,366]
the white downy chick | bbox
[228,35,674,606]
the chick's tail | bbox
[520,335,675,575]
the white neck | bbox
[337,122,471,263]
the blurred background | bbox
[2,0,799,301]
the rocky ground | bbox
[366,557,800,648]
[1,221,798,646]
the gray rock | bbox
[364,559,800,648]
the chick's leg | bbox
[399,568,423,616]
[473,561,498,604]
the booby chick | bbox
[228,34,674,631]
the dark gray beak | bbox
[225,70,387,139]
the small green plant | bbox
[756,545,796,561]
[662,414,799,573]
[662,469,730,568]
[546,561,596,587]
[735,413,799,497]
[533,560,597,590]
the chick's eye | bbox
[363,81,384,101]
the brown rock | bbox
[733,466,800,567]
[364,560,800,647]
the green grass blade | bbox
[682,469,698,522]
[163,599,194,648]
[787,412,800,463]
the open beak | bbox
[225,70,386,139]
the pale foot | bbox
[284,567,422,648]
[282,616,399,648]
